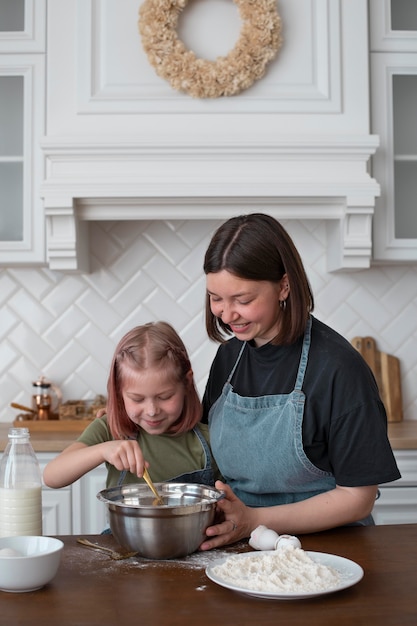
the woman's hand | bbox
[198,482,379,551]
[199,481,257,551]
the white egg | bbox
[0,547,23,557]
[274,534,302,550]
[249,525,279,551]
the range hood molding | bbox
[41,135,380,273]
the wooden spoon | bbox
[143,467,164,505]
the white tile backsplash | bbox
[1,219,416,423]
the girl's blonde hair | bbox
[106,322,202,439]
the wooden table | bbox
[1,524,416,625]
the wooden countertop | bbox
[1,420,417,453]
[0,422,79,453]
[387,420,417,450]
[1,525,417,625]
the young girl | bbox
[43,322,221,490]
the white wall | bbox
[1,1,415,424]
[1,218,416,424]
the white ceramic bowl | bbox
[0,536,63,593]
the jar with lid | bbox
[32,375,62,420]
[0,427,43,537]
[32,377,52,420]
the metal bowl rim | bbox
[96,482,224,509]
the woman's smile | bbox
[229,321,251,335]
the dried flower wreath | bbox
[138,0,282,98]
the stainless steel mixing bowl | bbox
[97,482,224,559]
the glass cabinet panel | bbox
[0,75,24,241]
[0,75,23,155]
[0,0,25,32]
[391,0,417,32]
[369,0,417,261]
[0,163,23,240]
[393,162,417,237]
[0,1,45,263]
[392,74,417,238]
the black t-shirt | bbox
[202,316,401,488]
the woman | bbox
[200,213,400,550]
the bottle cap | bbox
[8,427,30,438]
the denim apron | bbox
[209,317,374,525]
[117,424,215,487]
[167,425,215,486]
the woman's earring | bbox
[280,299,287,311]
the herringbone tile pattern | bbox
[0,219,416,422]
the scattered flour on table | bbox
[130,547,239,570]
[64,542,248,574]
[211,547,340,593]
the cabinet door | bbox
[0,1,45,264]
[71,465,108,535]
[38,455,72,535]
[371,52,417,261]
[373,487,417,525]
[0,0,45,53]
[369,0,417,53]
[370,0,417,262]
[42,488,72,535]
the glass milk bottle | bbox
[0,427,42,537]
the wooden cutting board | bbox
[351,336,403,422]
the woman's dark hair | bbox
[203,213,314,345]
[106,321,202,439]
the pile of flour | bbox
[211,547,340,593]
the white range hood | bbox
[41,0,379,274]
[41,134,379,273]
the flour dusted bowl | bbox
[0,536,63,592]
[97,482,223,559]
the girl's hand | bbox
[199,481,256,551]
[102,439,146,478]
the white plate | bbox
[205,550,364,600]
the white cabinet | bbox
[42,486,72,535]
[370,0,417,262]
[373,450,417,524]
[36,453,107,536]
[4,446,416,533]
[34,447,417,531]
[71,464,108,535]
[0,0,46,265]
[39,447,417,531]
[372,487,417,525]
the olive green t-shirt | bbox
[77,416,221,488]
